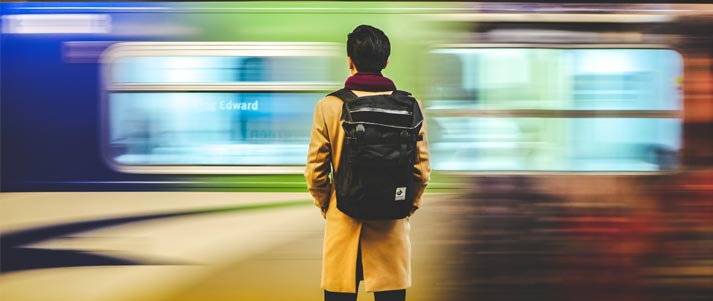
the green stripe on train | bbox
[187,173,460,192]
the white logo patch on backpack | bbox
[395,187,407,201]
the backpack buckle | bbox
[400,130,409,142]
[356,124,365,135]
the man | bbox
[305,25,431,301]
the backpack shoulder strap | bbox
[329,89,360,121]
[392,90,412,97]
[328,89,359,103]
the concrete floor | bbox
[0,192,461,301]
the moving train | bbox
[2,2,712,191]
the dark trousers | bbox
[324,243,406,301]
[324,288,406,301]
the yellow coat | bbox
[304,90,431,293]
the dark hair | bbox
[347,25,390,73]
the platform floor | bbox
[0,192,462,301]
[3,187,712,301]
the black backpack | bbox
[329,89,424,220]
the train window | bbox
[101,42,341,173]
[111,56,334,84]
[428,47,682,172]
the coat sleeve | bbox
[304,99,332,217]
[411,100,431,215]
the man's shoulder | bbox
[314,94,344,118]
[318,93,346,107]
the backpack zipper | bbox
[350,108,412,115]
[343,120,423,130]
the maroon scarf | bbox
[344,72,396,92]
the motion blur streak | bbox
[450,172,713,301]
[1,14,111,34]
[1,2,712,301]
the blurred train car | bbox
[1,1,712,191]
[0,1,445,191]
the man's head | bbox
[347,25,390,73]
